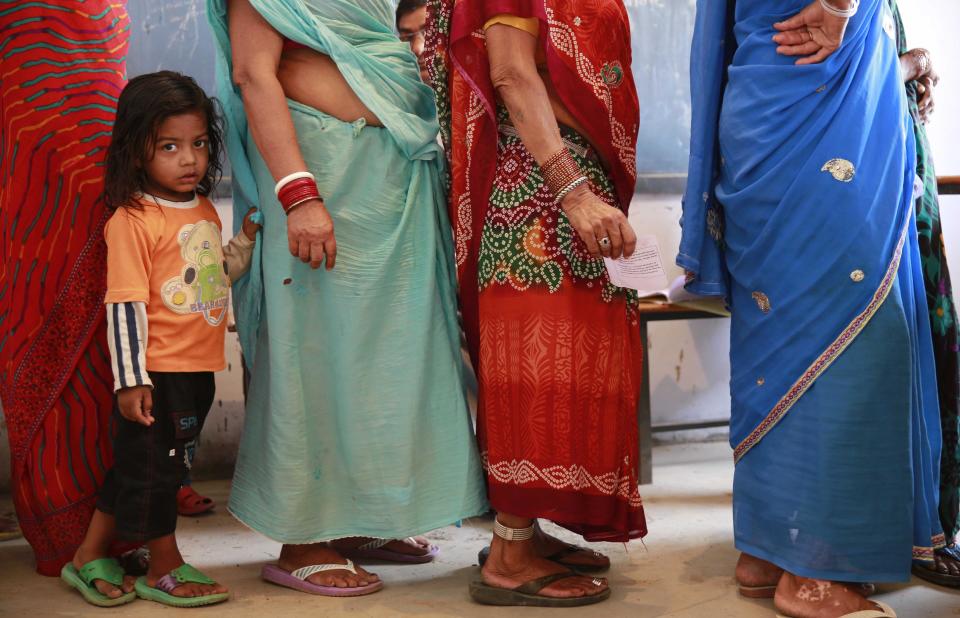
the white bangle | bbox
[554,176,589,203]
[274,171,315,197]
[820,0,858,18]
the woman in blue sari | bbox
[207,0,488,597]
[682,0,943,615]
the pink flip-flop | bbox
[338,538,440,564]
[261,561,383,597]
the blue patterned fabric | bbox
[683,0,944,579]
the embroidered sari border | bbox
[733,216,911,463]
[482,452,643,508]
[913,532,948,561]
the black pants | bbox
[97,372,215,542]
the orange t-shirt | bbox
[104,194,229,373]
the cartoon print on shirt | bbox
[161,220,229,325]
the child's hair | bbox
[104,70,224,210]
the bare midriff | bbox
[277,47,383,127]
[276,47,600,164]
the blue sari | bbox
[207,0,488,542]
[682,0,943,580]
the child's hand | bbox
[117,385,154,426]
[242,207,261,241]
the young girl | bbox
[60,71,258,608]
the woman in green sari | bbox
[891,0,960,587]
[208,0,487,596]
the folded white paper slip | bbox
[603,234,668,293]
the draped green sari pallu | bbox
[683,0,944,581]
[207,0,487,543]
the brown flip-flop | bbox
[469,571,610,607]
[912,544,960,588]
[477,544,609,573]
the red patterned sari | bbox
[0,1,128,575]
[427,0,645,541]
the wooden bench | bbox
[939,176,960,195]
[636,302,729,484]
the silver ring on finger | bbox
[592,578,603,586]
[599,237,611,248]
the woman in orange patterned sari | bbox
[427,0,645,606]
[0,1,128,575]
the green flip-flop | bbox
[60,558,137,607]
[134,563,228,608]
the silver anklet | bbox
[493,519,535,541]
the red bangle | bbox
[277,177,321,215]
[540,148,584,202]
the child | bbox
[61,71,258,608]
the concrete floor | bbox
[1,442,959,617]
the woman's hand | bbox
[773,1,850,65]
[117,385,154,426]
[909,49,938,122]
[917,70,938,122]
[287,199,337,270]
[900,49,938,122]
[561,185,636,259]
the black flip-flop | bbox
[477,545,610,573]
[912,544,960,588]
[469,571,611,607]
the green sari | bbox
[891,0,960,544]
[207,0,487,542]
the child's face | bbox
[142,111,209,202]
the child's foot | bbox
[143,533,228,602]
[72,546,135,598]
[145,564,228,598]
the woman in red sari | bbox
[0,1,129,575]
[427,0,644,606]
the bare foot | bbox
[482,534,608,599]
[71,509,134,599]
[774,573,882,618]
[279,543,380,589]
[329,536,434,558]
[736,553,876,598]
[72,545,135,599]
[146,534,227,598]
[533,523,610,570]
[736,552,783,589]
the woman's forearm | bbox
[229,0,307,182]
[486,25,565,165]
[236,75,307,181]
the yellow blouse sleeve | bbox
[483,14,539,37]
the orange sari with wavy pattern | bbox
[427,0,645,541]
